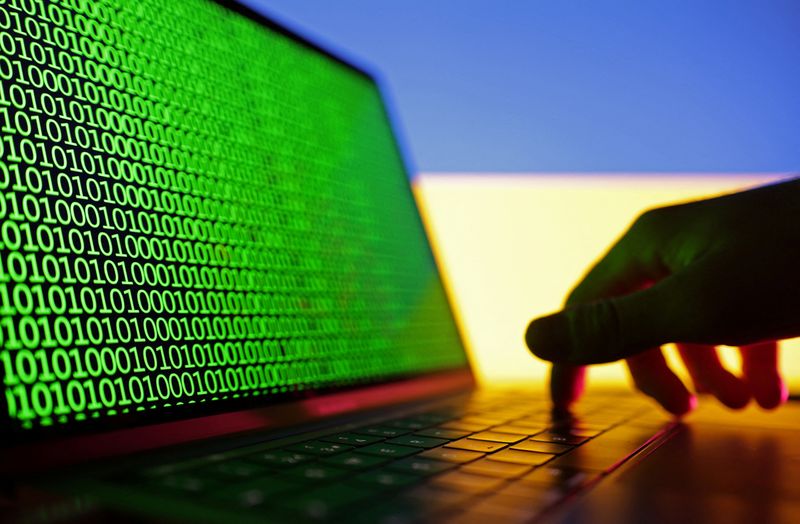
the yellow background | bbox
[414,173,800,391]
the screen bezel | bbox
[0,0,475,466]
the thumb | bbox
[526,275,693,365]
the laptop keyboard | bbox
[131,391,675,523]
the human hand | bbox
[525,177,800,415]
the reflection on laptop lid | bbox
[0,0,468,446]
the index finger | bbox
[550,364,586,411]
[547,222,666,408]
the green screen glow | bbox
[0,0,467,432]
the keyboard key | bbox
[488,449,555,466]
[460,415,510,425]
[468,491,559,520]
[285,464,348,482]
[212,477,300,508]
[439,421,490,432]
[547,427,602,437]
[512,416,550,428]
[413,412,457,425]
[488,425,540,436]
[569,412,627,425]
[280,484,370,519]
[323,452,389,469]
[550,420,608,431]
[469,431,526,444]
[422,407,466,419]
[420,448,485,464]
[431,471,507,493]
[584,425,654,444]
[445,438,507,453]
[355,426,411,438]
[519,466,593,491]
[415,428,471,440]
[548,446,628,472]
[356,443,420,458]
[531,431,589,446]
[158,473,218,494]
[500,482,564,500]
[140,463,183,478]
[489,409,532,419]
[203,459,269,479]
[387,435,448,448]
[402,485,475,511]
[460,458,532,478]
[387,417,431,430]
[287,441,354,456]
[512,441,573,454]
[248,450,313,468]
[355,470,419,488]
[321,433,384,446]
[352,501,423,524]
[389,457,458,476]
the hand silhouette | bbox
[526,178,799,414]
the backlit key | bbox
[389,457,457,475]
[356,443,419,458]
[488,449,555,466]
[415,428,471,440]
[387,435,448,449]
[420,447,485,463]
[469,431,526,444]
[512,441,573,454]
[446,438,507,453]
[432,471,506,493]
[440,421,490,432]
[461,458,532,478]
[490,425,541,436]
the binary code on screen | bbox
[0,0,467,432]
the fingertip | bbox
[718,391,751,411]
[740,342,785,410]
[526,314,570,362]
[657,391,696,418]
[684,394,699,415]
[677,344,750,410]
[549,365,586,409]
[752,374,789,410]
[712,373,751,410]
[663,392,697,417]
[627,349,695,417]
[776,378,790,407]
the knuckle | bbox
[631,207,666,233]
[630,204,685,238]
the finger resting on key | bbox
[677,343,750,409]
[549,364,587,412]
[740,341,788,410]
[626,348,697,416]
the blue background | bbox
[239,1,800,173]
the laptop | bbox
[2,1,799,523]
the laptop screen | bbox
[0,0,468,439]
